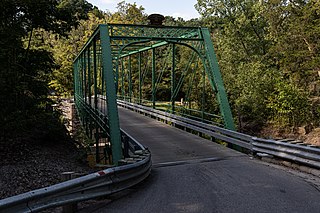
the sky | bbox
[87,0,200,20]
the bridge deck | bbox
[118,107,243,164]
[81,107,320,213]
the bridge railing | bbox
[252,137,320,169]
[0,130,151,213]
[117,99,320,169]
[117,100,253,150]
[117,95,224,127]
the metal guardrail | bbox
[2,99,317,212]
[117,100,253,150]
[252,137,320,169]
[0,131,151,213]
[118,100,320,170]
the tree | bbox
[49,12,109,95]
[0,0,93,135]
[263,0,320,91]
[48,1,149,96]
[195,0,318,130]
[110,1,147,24]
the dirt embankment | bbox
[0,138,91,199]
[304,128,320,146]
[259,125,320,146]
[0,100,93,199]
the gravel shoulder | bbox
[0,137,93,199]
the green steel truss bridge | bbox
[73,23,235,165]
[1,23,319,213]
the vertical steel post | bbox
[114,59,119,92]
[83,51,89,135]
[128,55,132,102]
[121,59,125,99]
[138,52,142,104]
[201,28,235,130]
[171,44,175,113]
[88,48,93,140]
[100,25,122,165]
[93,39,98,110]
[152,48,156,109]
[88,48,92,107]
[201,68,205,121]
[81,56,84,98]
[78,58,81,98]
[93,39,100,163]
[95,129,100,163]
[83,52,87,100]
[100,54,105,114]
[73,62,77,104]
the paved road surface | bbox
[81,107,320,213]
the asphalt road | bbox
[81,107,320,213]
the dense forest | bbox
[196,0,320,137]
[0,0,319,141]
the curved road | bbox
[82,107,320,213]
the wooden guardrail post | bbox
[62,172,77,213]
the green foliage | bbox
[47,1,149,96]
[0,0,93,137]
[2,0,318,140]
[267,80,311,126]
[232,62,275,124]
[110,1,147,24]
[196,0,319,130]
[263,0,320,90]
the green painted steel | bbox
[83,53,87,101]
[121,59,125,98]
[128,56,132,102]
[202,68,205,121]
[152,48,156,109]
[93,39,98,110]
[109,24,234,129]
[200,28,235,130]
[138,52,142,104]
[171,44,175,113]
[73,23,236,165]
[73,24,123,165]
[99,25,123,164]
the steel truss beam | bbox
[73,24,236,165]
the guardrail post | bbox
[122,135,130,158]
[62,172,77,213]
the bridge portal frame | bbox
[73,24,235,165]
